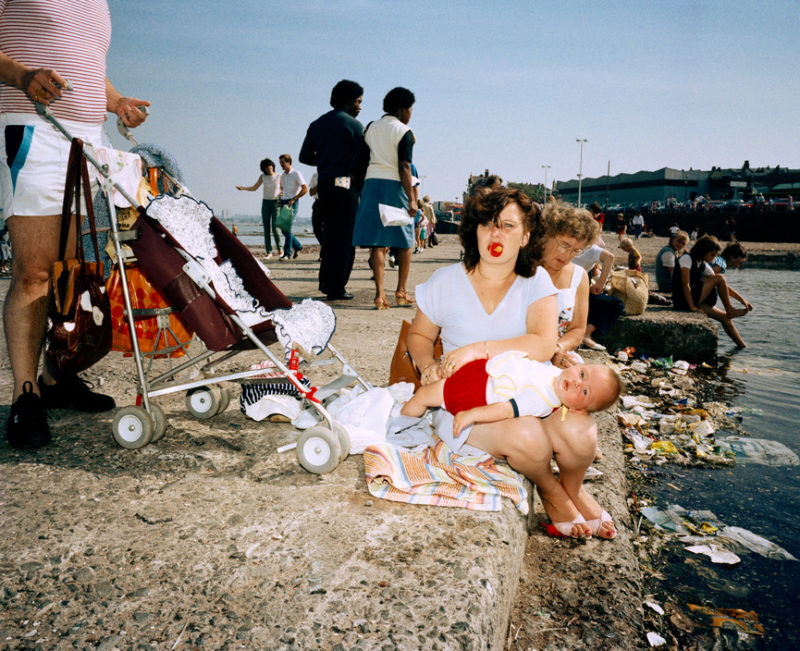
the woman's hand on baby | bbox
[440,343,482,378]
[552,350,576,368]
[419,361,442,385]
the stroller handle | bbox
[116,105,150,145]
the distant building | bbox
[555,164,800,208]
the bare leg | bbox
[544,415,616,538]
[401,379,445,417]
[4,214,72,400]
[703,305,747,347]
[395,247,412,297]
[466,416,593,537]
[699,274,747,318]
[370,246,387,303]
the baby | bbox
[401,350,622,437]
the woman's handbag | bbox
[609,269,650,315]
[275,203,294,232]
[389,319,442,389]
[45,138,113,373]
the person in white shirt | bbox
[235,157,281,258]
[277,154,307,259]
[407,187,616,539]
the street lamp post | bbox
[541,164,550,203]
[576,138,588,207]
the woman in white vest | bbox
[352,87,418,310]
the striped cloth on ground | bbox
[363,439,528,514]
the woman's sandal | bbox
[585,509,617,540]
[542,513,589,539]
[374,297,390,310]
[395,291,414,306]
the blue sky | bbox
[106,0,799,218]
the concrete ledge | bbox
[746,251,799,269]
[596,306,718,362]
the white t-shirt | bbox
[573,245,604,272]
[416,264,557,354]
[677,254,713,277]
[660,249,677,269]
[280,168,306,200]
[262,173,280,200]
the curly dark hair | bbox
[459,187,544,277]
[690,234,722,262]
[330,79,363,110]
[383,87,415,113]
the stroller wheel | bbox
[186,385,222,420]
[149,403,167,442]
[112,406,154,449]
[333,423,350,463]
[217,386,232,414]
[296,426,342,474]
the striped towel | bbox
[363,439,528,514]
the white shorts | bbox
[0,112,107,219]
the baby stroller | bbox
[37,102,371,474]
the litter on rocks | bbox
[686,604,764,636]
[646,631,667,647]
[684,544,741,565]
[717,436,800,466]
[639,503,797,561]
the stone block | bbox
[595,306,718,362]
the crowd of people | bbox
[0,6,756,556]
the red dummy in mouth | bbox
[488,242,503,257]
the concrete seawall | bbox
[2,234,784,648]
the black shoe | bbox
[325,292,354,301]
[6,381,51,449]
[293,249,300,259]
[39,374,116,413]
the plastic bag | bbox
[275,204,295,232]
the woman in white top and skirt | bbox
[352,87,417,310]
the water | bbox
[225,219,319,248]
[647,268,800,646]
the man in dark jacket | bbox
[299,80,364,300]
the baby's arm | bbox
[401,379,446,418]
[453,402,515,437]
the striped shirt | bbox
[0,0,111,124]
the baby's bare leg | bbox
[400,379,446,417]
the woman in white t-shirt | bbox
[236,157,282,259]
[407,188,614,539]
